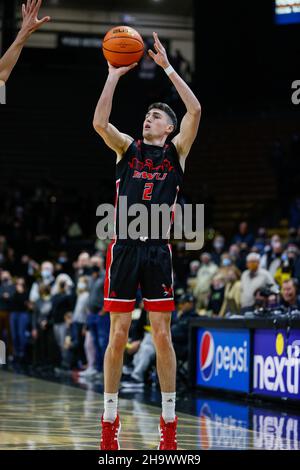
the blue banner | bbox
[196,328,250,392]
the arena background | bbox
[0,0,300,453]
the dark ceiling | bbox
[42,0,193,17]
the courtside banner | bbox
[196,328,250,393]
[253,329,300,400]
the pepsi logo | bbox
[200,331,215,381]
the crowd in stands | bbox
[2,186,300,389]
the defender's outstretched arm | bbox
[0,0,50,83]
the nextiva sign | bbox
[196,329,250,392]
[253,330,300,400]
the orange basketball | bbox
[102,26,144,67]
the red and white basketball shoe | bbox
[100,414,121,450]
[158,415,178,450]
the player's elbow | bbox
[192,102,201,116]
[93,119,108,133]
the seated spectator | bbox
[60,311,76,370]
[274,247,299,287]
[260,235,283,277]
[241,253,275,312]
[171,293,197,360]
[280,278,300,309]
[193,253,218,309]
[219,268,241,316]
[86,256,108,375]
[232,221,254,248]
[217,253,241,280]
[228,243,245,272]
[52,278,75,366]
[211,235,225,266]
[121,310,155,389]
[206,275,226,317]
[10,277,31,364]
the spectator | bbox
[171,293,197,360]
[207,275,226,316]
[72,275,89,368]
[241,253,275,311]
[232,221,254,248]
[52,277,74,366]
[211,235,225,266]
[29,261,55,304]
[121,310,155,389]
[0,270,15,355]
[217,252,241,280]
[219,268,241,316]
[193,253,218,309]
[86,256,108,376]
[273,244,300,285]
[280,279,300,309]
[32,284,57,370]
[260,235,283,277]
[10,277,30,364]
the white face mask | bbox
[77,282,87,290]
[41,269,52,279]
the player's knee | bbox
[152,329,172,349]
[110,329,128,352]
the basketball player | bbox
[93,32,201,450]
[0,1,50,90]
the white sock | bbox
[103,393,118,423]
[162,392,176,423]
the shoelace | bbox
[161,422,177,448]
[101,421,118,448]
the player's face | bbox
[143,109,173,139]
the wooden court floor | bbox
[0,369,295,450]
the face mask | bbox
[213,242,224,250]
[58,257,67,264]
[41,269,52,279]
[77,282,87,290]
[222,258,231,267]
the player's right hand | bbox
[108,62,138,78]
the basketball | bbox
[102,26,144,67]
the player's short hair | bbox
[147,102,177,132]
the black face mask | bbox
[91,266,100,274]
[82,267,92,275]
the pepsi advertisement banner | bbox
[196,328,250,392]
[253,329,300,400]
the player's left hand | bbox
[148,32,170,69]
[20,0,51,39]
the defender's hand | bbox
[20,0,51,40]
[148,32,170,69]
[108,61,138,78]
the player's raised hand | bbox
[107,61,138,78]
[20,0,51,38]
[148,32,170,69]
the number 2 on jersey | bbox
[142,183,154,201]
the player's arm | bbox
[0,0,50,83]
[93,62,137,160]
[148,32,201,161]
